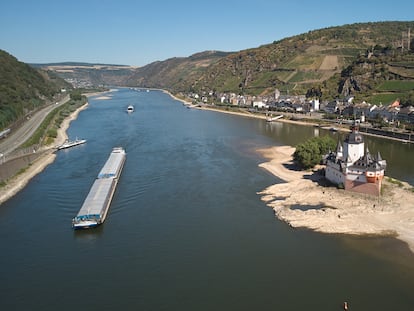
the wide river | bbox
[1,88,414,310]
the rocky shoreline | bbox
[257,145,414,253]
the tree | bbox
[70,91,83,101]
[306,86,322,99]
[400,91,414,107]
[293,136,336,169]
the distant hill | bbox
[43,21,414,104]
[123,51,232,90]
[39,63,137,88]
[41,52,232,90]
[0,49,70,130]
[31,62,131,68]
[124,21,414,103]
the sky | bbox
[1,0,413,66]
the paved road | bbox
[0,95,70,159]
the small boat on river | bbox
[127,105,134,113]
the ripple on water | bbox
[110,165,169,215]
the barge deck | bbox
[72,147,126,229]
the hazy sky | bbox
[1,0,413,66]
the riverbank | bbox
[257,145,414,253]
[162,90,193,105]
[168,93,414,144]
[84,89,115,100]
[0,103,88,205]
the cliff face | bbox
[339,77,362,97]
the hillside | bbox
[123,21,414,102]
[0,50,70,130]
[193,21,414,97]
[336,44,414,104]
[123,51,232,90]
[42,21,414,104]
[40,63,136,88]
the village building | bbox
[310,99,320,111]
[325,125,387,196]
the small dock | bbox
[72,147,126,229]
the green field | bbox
[376,80,414,92]
[286,55,322,70]
[389,62,414,68]
[320,47,364,57]
[288,71,323,83]
[368,93,403,105]
[274,70,295,82]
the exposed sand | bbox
[94,96,112,100]
[257,146,414,253]
[162,90,193,105]
[319,55,339,70]
[84,89,114,99]
[0,103,88,205]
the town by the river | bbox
[1,88,414,311]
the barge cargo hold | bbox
[72,147,126,229]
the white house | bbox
[253,101,268,109]
[310,99,320,111]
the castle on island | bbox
[325,126,387,196]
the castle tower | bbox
[343,126,364,164]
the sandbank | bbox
[0,103,88,205]
[257,145,414,253]
[84,89,115,100]
[162,90,193,106]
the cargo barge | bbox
[72,147,126,229]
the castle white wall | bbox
[343,142,364,163]
[325,164,345,185]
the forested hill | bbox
[0,50,70,130]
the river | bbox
[1,88,413,310]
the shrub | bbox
[293,136,336,169]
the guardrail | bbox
[0,148,51,182]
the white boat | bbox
[58,138,86,150]
[127,105,134,113]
